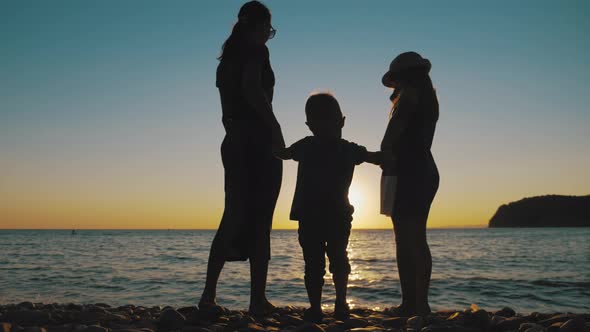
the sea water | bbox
[0,228,588,313]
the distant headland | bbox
[489,195,590,228]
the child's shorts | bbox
[298,218,352,277]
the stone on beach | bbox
[16,304,35,311]
[495,307,516,318]
[381,317,406,328]
[180,327,210,332]
[346,327,384,332]
[280,315,304,327]
[22,327,46,332]
[540,314,581,326]
[292,323,325,332]
[69,311,106,325]
[496,316,528,331]
[156,309,185,330]
[3,311,51,326]
[82,325,108,332]
[518,322,544,332]
[341,318,368,329]
[176,307,198,318]
[406,315,425,330]
[559,317,586,332]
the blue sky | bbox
[1,1,589,229]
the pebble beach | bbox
[1,302,589,332]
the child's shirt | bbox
[288,136,368,221]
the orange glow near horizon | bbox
[2,133,589,230]
[3,166,587,230]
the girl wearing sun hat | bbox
[380,51,440,316]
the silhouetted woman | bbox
[380,52,439,316]
[200,1,284,315]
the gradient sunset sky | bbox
[1,1,589,229]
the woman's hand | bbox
[271,123,285,151]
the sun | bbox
[348,185,364,211]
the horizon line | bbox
[0,226,489,231]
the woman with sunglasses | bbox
[199,1,283,316]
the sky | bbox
[1,1,589,229]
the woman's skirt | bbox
[392,160,439,221]
[212,133,282,261]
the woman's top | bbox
[380,87,439,216]
[216,44,275,142]
[381,88,438,177]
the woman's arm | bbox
[381,89,418,170]
[241,51,285,148]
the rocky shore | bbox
[1,302,588,332]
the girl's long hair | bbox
[390,68,438,122]
[218,1,271,60]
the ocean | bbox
[0,229,588,313]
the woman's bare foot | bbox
[248,299,275,316]
[198,292,224,313]
[334,299,350,321]
[385,304,414,317]
[415,303,432,317]
[303,307,324,324]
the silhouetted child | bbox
[275,93,381,323]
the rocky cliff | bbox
[488,195,590,227]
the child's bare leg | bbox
[327,221,352,320]
[333,272,348,305]
[305,271,324,311]
[333,271,350,320]
[302,253,326,323]
[299,221,326,313]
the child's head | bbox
[305,93,345,138]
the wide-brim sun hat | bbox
[382,51,431,88]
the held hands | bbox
[364,151,396,171]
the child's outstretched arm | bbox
[364,151,383,165]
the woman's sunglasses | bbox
[268,26,276,39]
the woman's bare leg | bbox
[249,257,272,312]
[414,213,432,315]
[248,212,275,314]
[249,158,281,314]
[200,236,225,305]
[392,219,416,314]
